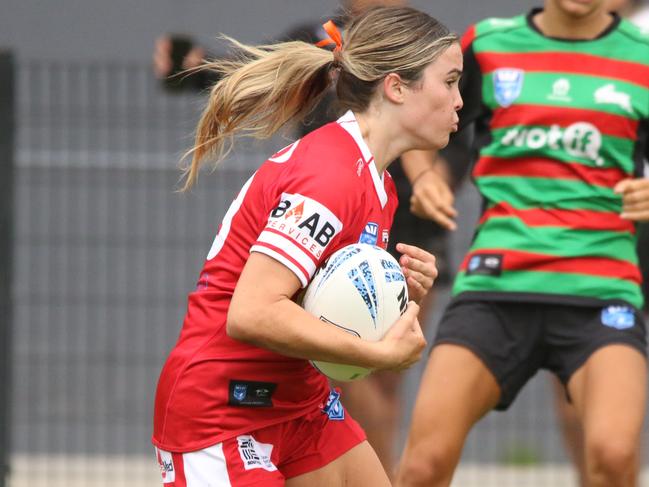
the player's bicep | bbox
[228,252,301,339]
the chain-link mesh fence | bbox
[6,60,648,486]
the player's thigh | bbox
[568,344,647,443]
[405,343,501,449]
[286,440,390,487]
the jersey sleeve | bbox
[250,143,361,287]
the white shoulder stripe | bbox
[250,244,310,288]
[268,140,300,163]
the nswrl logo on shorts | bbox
[322,389,345,420]
[601,306,635,330]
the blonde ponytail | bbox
[181,38,335,190]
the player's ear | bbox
[382,73,405,104]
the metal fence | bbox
[5,59,649,486]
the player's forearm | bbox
[226,298,384,368]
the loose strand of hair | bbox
[179,37,334,191]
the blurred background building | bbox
[0,1,646,486]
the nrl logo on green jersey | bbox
[501,122,604,166]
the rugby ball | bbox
[302,243,409,381]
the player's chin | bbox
[435,132,452,150]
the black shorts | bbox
[434,299,648,410]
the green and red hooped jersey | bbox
[449,8,649,309]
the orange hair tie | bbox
[315,20,343,53]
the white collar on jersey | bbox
[337,110,388,208]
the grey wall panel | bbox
[1,1,538,62]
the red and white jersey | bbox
[152,111,399,452]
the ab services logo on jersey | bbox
[268,193,343,259]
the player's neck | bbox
[354,111,400,175]
[534,8,613,40]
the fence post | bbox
[0,49,15,487]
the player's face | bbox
[606,0,629,11]
[400,42,463,151]
[546,0,608,17]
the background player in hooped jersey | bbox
[396,0,649,486]
[152,7,462,486]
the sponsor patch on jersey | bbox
[322,389,345,420]
[156,447,175,483]
[500,122,604,166]
[465,253,503,277]
[547,78,572,102]
[601,306,636,330]
[237,435,277,471]
[266,193,343,260]
[359,222,379,245]
[382,229,389,246]
[493,68,524,107]
[228,380,277,407]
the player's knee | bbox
[587,434,637,480]
[398,440,455,486]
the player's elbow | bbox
[226,304,260,343]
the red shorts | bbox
[155,389,366,486]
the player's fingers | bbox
[406,270,434,293]
[418,182,457,218]
[614,178,635,194]
[406,276,428,303]
[620,209,649,221]
[397,242,435,262]
[622,201,649,214]
[402,256,438,279]
[436,181,456,211]
[411,195,457,230]
[622,188,649,207]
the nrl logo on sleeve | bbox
[268,193,343,258]
[359,222,379,245]
[493,68,524,107]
